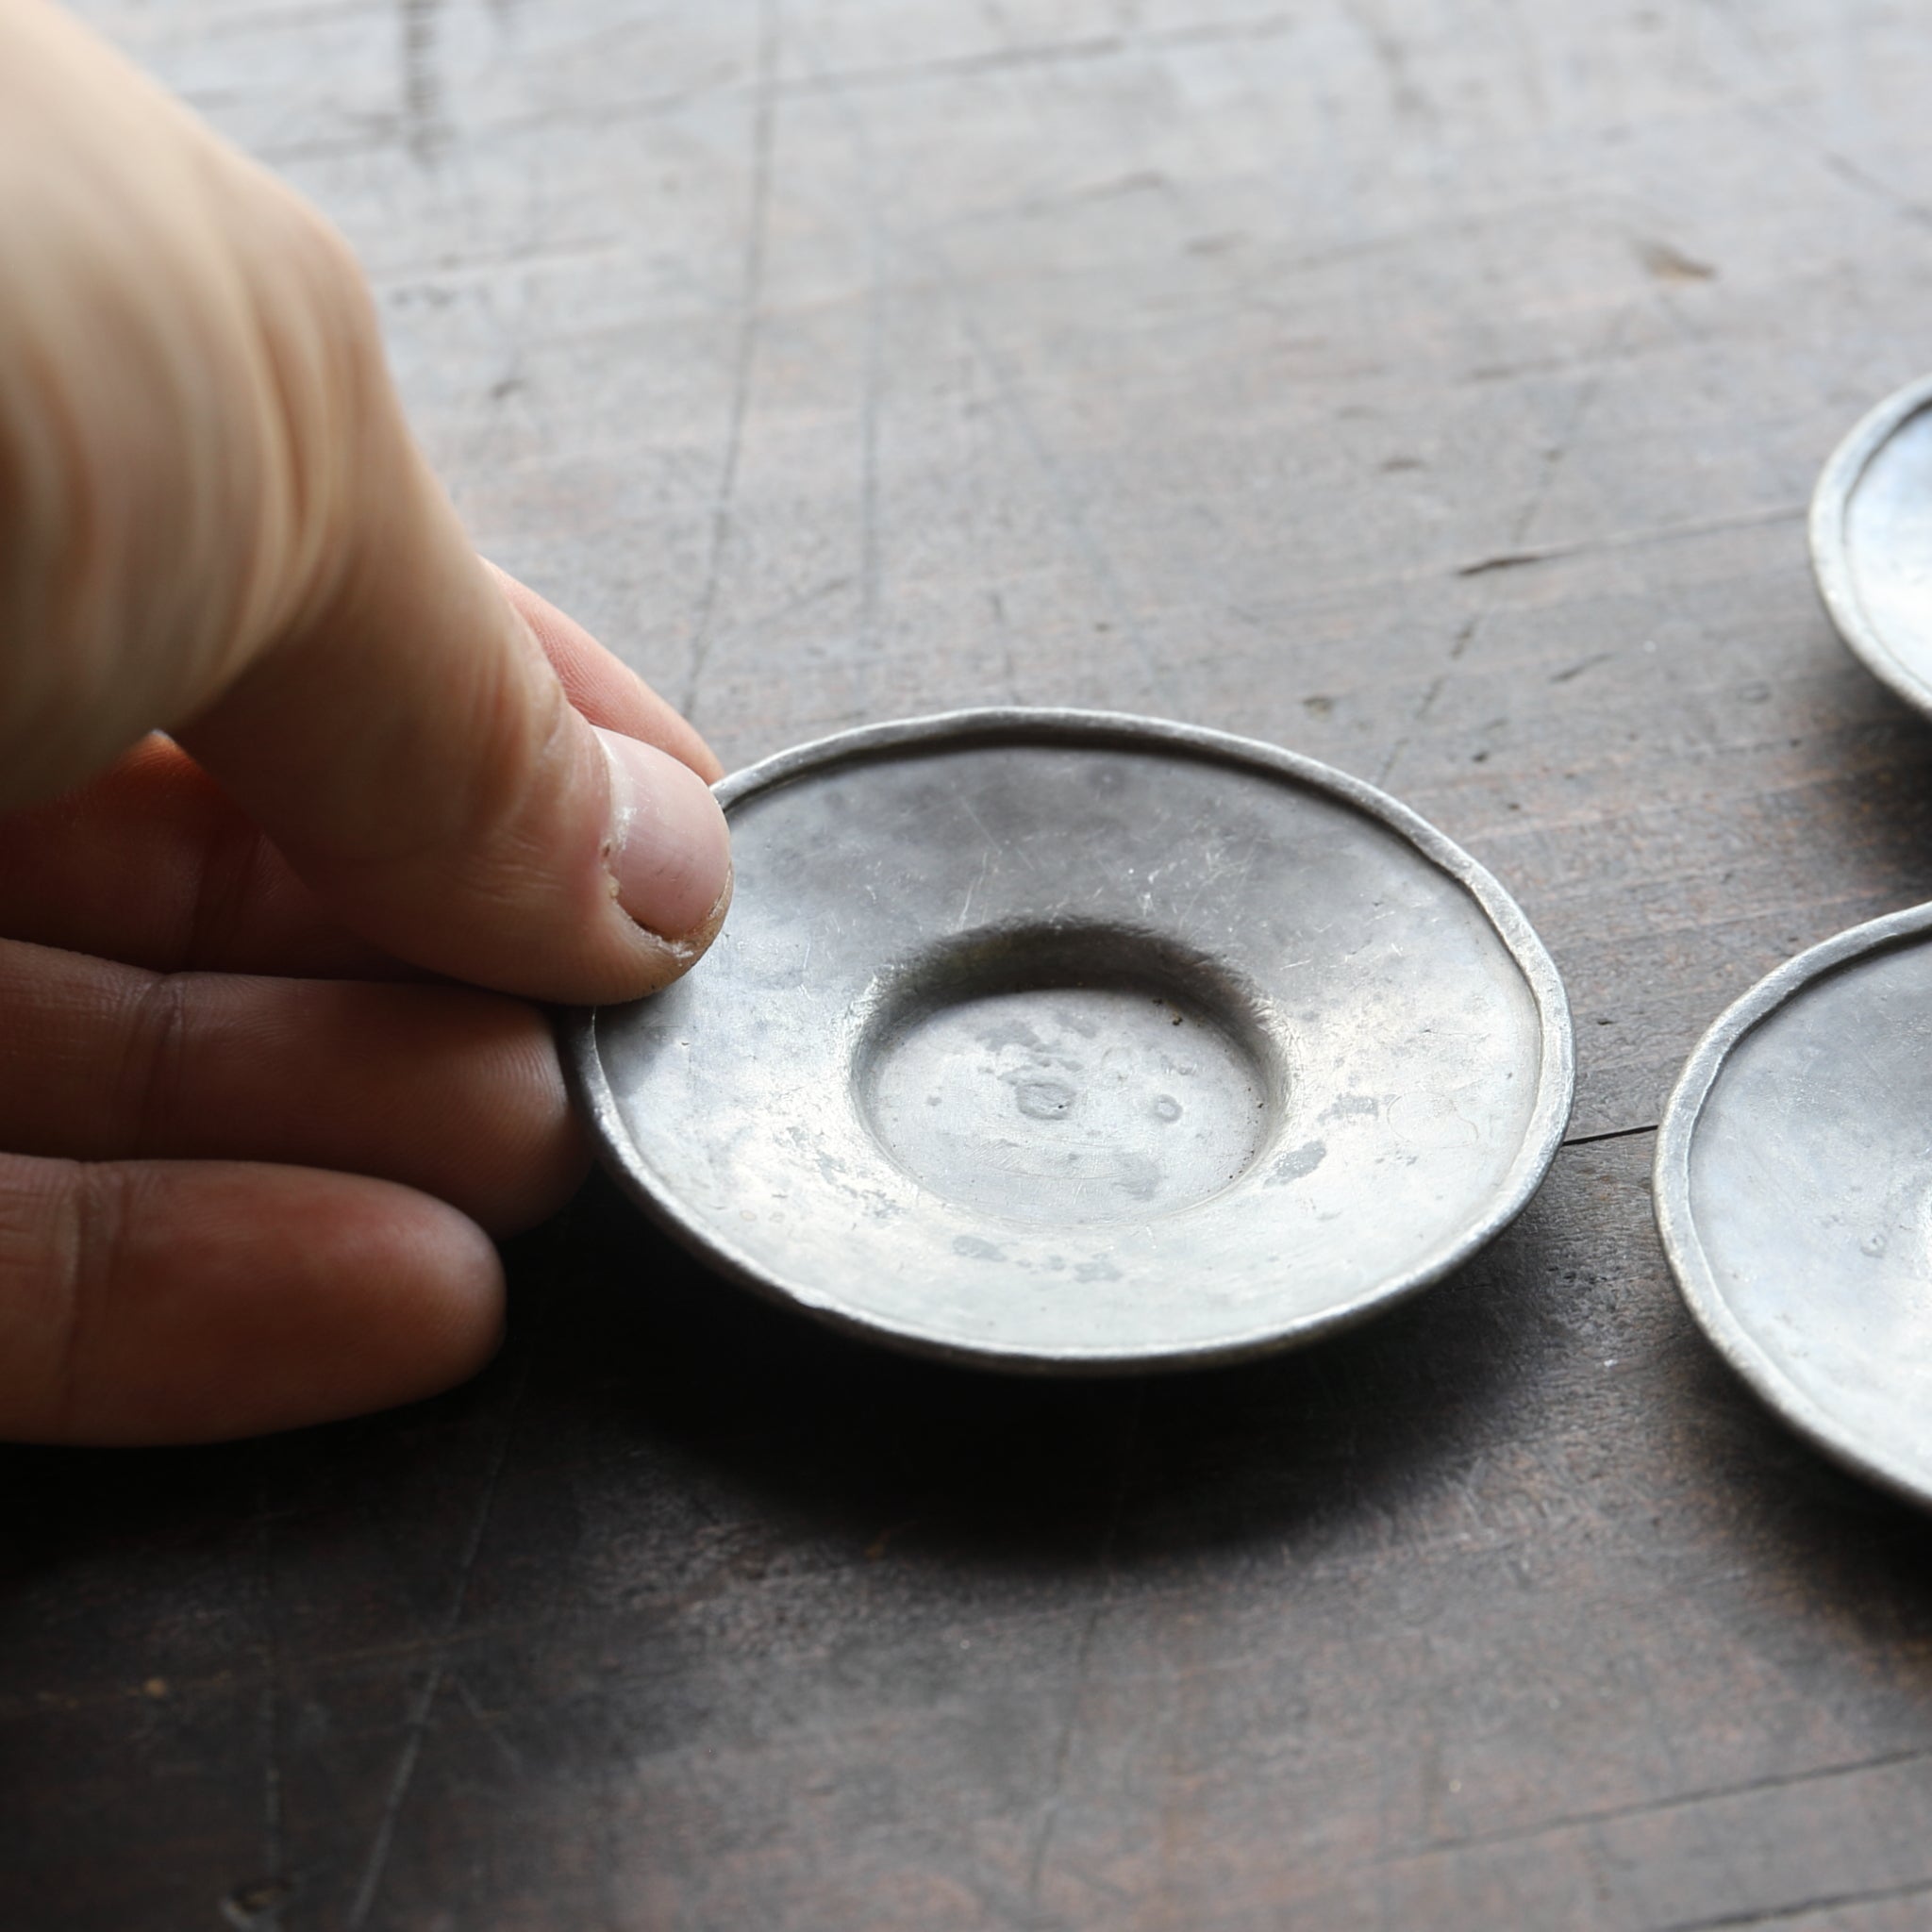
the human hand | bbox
[0,1,732,1442]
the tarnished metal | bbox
[1810,373,1932,715]
[1655,904,1932,1509]
[570,708,1574,1374]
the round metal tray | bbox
[1655,904,1932,1508]
[571,708,1574,1374]
[1811,373,1932,716]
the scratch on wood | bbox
[1724,83,1932,235]
[1450,504,1805,585]
[803,46,1175,710]
[1550,650,1616,685]
[1385,1741,1932,1866]
[782,12,1298,102]
[945,300,1174,706]
[448,1668,528,1774]
[245,17,1298,171]
[252,15,1298,170]
[344,1360,535,1931]
[1379,304,1633,788]
[1659,1874,1932,1932]
[397,0,444,165]
[856,81,887,711]
[254,1450,285,1896]
[1457,547,1562,578]
[1023,1384,1144,1924]
[1814,147,1932,231]
[1561,1121,1657,1148]
[1337,0,1438,126]
[1491,0,1548,123]
[681,0,781,724]
[1374,620,1473,788]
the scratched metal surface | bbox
[6,3,1932,1927]
[583,712,1572,1372]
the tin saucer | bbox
[1655,905,1932,1508]
[1810,374,1932,715]
[571,709,1574,1374]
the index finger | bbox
[484,563,723,785]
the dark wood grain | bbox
[8,2,1932,1926]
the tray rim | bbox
[1809,371,1932,718]
[1653,899,1932,1508]
[567,706,1576,1375]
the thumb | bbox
[178,435,732,1004]
[0,0,728,1007]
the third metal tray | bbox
[1656,904,1932,1507]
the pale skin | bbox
[0,0,735,1441]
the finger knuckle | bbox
[122,972,194,1152]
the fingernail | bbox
[594,727,733,942]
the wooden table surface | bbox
[9,2,1932,1926]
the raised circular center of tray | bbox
[858,924,1277,1227]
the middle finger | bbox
[0,937,585,1234]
